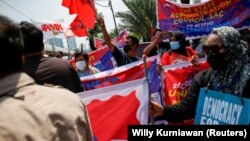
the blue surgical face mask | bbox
[170,41,180,50]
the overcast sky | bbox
[0,0,128,47]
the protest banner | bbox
[157,0,250,39]
[78,79,149,141]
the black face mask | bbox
[158,42,164,48]
[207,53,228,71]
[123,45,132,53]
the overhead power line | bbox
[0,0,31,20]
[95,1,110,8]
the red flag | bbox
[65,16,88,37]
[62,0,96,29]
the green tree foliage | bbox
[116,0,157,41]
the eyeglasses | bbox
[202,44,224,54]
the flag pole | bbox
[142,55,154,125]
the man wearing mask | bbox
[97,17,140,67]
[149,26,250,122]
[74,51,100,77]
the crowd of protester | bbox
[1,11,250,140]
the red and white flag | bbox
[111,30,128,49]
[78,78,149,141]
[94,30,128,49]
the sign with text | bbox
[195,88,250,125]
[157,0,250,39]
[162,59,209,105]
[32,20,66,40]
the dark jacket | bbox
[162,68,250,122]
[23,55,83,93]
[112,47,140,67]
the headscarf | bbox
[209,26,250,96]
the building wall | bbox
[47,38,64,48]
[67,36,77,50]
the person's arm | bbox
[186,47,199,64]
[96,17,116,52]
[143,37,160,56]
[143,32,169,56]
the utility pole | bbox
[66,39,71,60]
[108,0,119,36]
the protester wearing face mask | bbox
[74,52,100,77]
[149,26,250,123]
[97,17,140,67]
[161,31,198,65]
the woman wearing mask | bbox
[74,52,100,77]
[161,31,198,65]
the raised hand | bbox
[96,16,105,27]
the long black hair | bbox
[170,31,188,56]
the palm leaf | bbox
[116,0,156,41]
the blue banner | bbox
[148,59,165,124]
[194,88,250,125]
[157,0,250,39]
